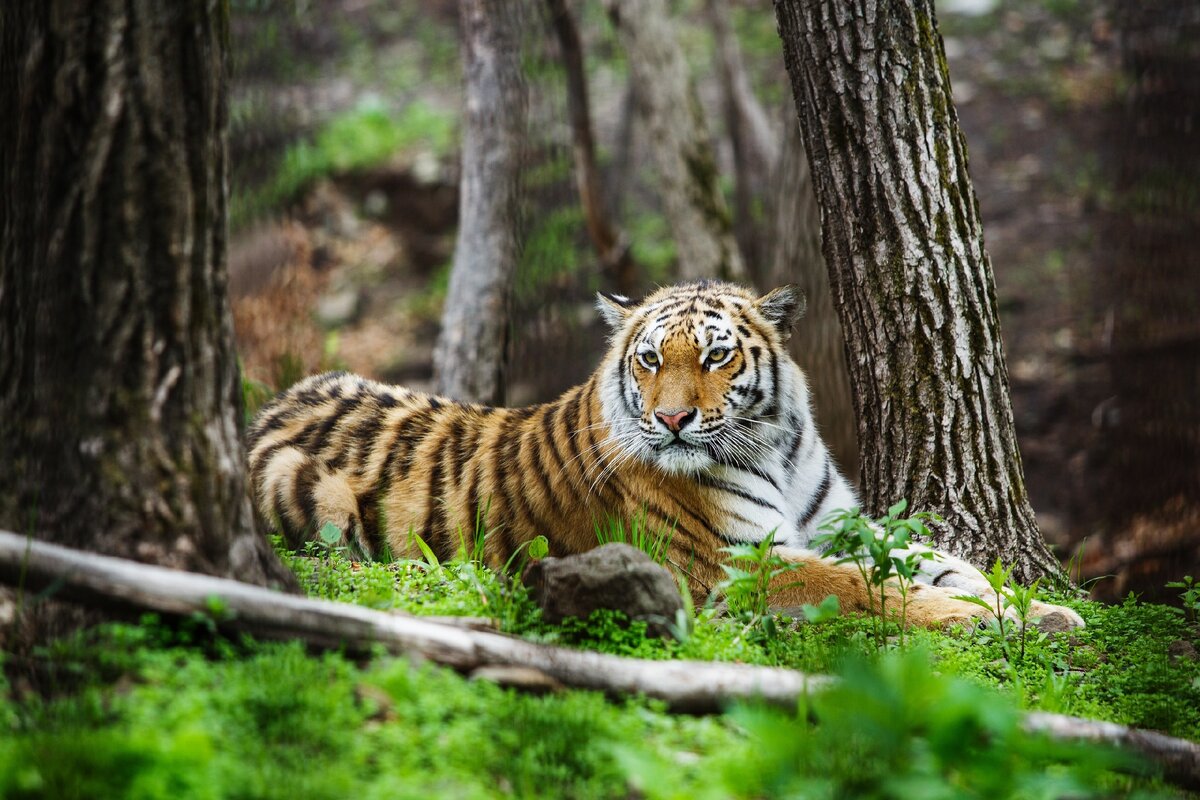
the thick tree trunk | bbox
[602,0,745,282]
[546,0,638,297]
[0,0,291,588]
[433,0,528,405]
[773,1,1062,582]
[766,113,858,480]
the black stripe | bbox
[694,473,781,513]
[526,411,559,513]
[447,417,469,486]
[784,421,806,468]
[796,458,833,529]
[293,460,321,530]
[248,439,289,495]
[356,487,381,551]
[422,423,454,550]
[507,432,547,542]
[543,400,586,508]
[932,569,959,587]
[710,452,781,492]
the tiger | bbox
[247,280,1083,630]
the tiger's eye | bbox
[641,352,659,367]
[706,347,729,365]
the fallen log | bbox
[0,530,827,712]
[1,529,1197,789]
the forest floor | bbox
[3,540,1198,798]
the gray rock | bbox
[523,543,684,638]
[1035,610,1078,634]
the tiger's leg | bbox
[766,546,997,629]
[886,542,1084,629]
[255,446,371,558]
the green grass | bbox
[2,542,1196,798]
[593,509,675,565]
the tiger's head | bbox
[596,281,806,475]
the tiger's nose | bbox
[654,407,697,433]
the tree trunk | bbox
[706,0,778,279]
[433,0,529,405]
[602,0,745,282]
[546,0,638,297]
[0,0,291,588]
[773,1,1062,583]
[766,112,859,481]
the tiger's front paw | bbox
[897,584,998,630]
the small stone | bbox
[354,683,396,721]
[363,190,388,217]
[523,543,684,638]
[1168,640,1198,662]
[316,287,362,328]
[1035,610,1077,634]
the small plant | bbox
[454,497,493,565]
[714,532,803,639]
[594,507,675,565]
[800,594,841,625]
[954,559,1045,666]
[1167,575,1200,624]
[813,500,938,649]
[460,533,549,632]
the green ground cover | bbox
[2,537,1197,799]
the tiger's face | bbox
[597,281,804,475]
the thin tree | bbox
[773,1,1062,582]
[0,1,293,587]
[602,0,745,282]
[433,0,529,405]
[706,0,778,277]
[546,0,638,297]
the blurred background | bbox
[226,0,1199,601]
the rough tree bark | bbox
[766,113,859,480]
[602,0,745,282]
[433,0,528,405]
[0,0,292,588]
[773,1,1062,582]
[546,0,638,297]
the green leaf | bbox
[409,532,441,569]
[887,498,909,518]
[527,535,549,561]
[801,594,841,623]
[318,521,343,546]
[952,594,994,611]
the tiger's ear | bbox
[755,285,806,339]
[596,291,637,328]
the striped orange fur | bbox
[248,281,1083,629]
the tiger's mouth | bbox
[645,436,713,474]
